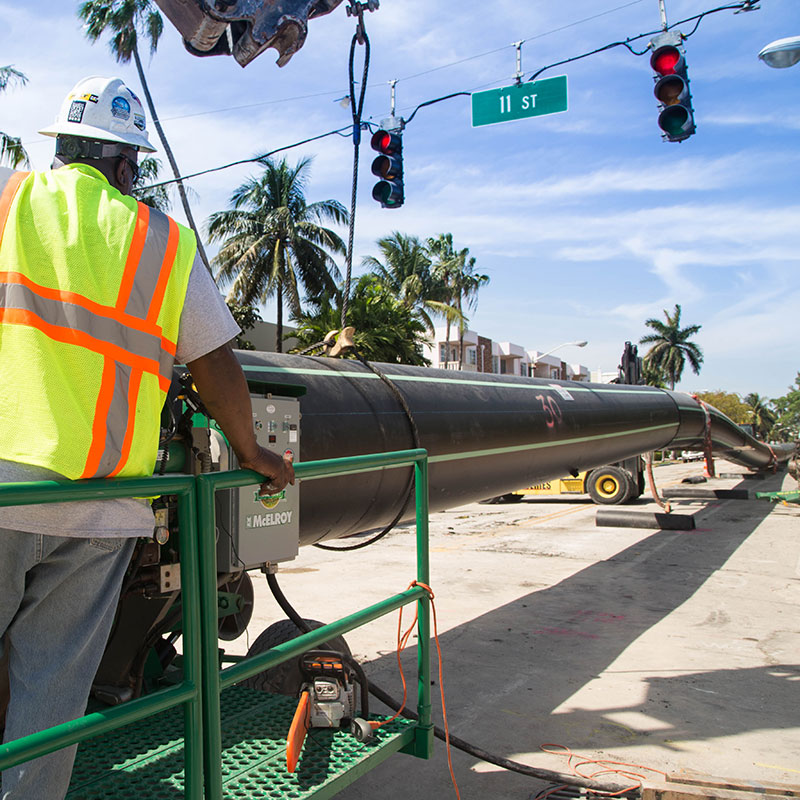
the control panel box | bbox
[216,395,300,571]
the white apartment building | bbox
[424,327,589,381]
[590,369,619,384]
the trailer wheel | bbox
[218,571,254,642]
[240,619,351,696]
[587,467,631,505]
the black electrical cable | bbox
[265,572,636,796]
[340,19,371,330]
[143,125,353,190]
[313,348,420,552]
[526,0,757,82]
[266,571,308,631]
[136,0,755,193]
[403,92,471,125]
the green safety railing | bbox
[0,474,204,799]
[0,447,432,799]
[196,448,433,800]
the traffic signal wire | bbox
[402,92,472,126]
[143,125,355,189]
[139,0,757,194]
[526,1,758,82]
[387,0,650,88]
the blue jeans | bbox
[0,530,135,800]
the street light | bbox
[758,36,800,69]
[531,340,588,377]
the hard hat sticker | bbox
[111,96,131,120]
[67,101,86,124]
[80,93,99,103]
[133,114,145,131]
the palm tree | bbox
[641,359,667,388]
[290,274,430,366]
[425,233,460,368]
[771,373,800,443]
[426,234,489,369]
[744,392,775,440]
[1,66,30,167]
[78,0,211,271]
[640,304,703,390]
[363,232,457,333]
[132,156,171,211]
[453,255,489,367]
[207,156,347,352]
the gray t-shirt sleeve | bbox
[175,255,241,364]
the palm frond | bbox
[0,133,30,168]
[0,66,28,92]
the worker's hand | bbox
[239,446,295,496]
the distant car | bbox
[682,451,704,462]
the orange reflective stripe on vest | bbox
[83,206,182,479]
[0,271,175,382]
[0,169,29,242]
[0,167,191,479]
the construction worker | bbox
[0,76,294,800]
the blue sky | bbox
[2,0,799,397]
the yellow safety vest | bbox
[0,163,195,479]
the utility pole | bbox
[658,0,668,30]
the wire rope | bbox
[340,18,371,330]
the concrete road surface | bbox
[229,459,800,799]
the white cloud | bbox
[3,0,799,398]
[703,112,800,132]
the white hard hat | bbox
[39,76,156,153]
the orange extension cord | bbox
[368,581,461,799]
[375,585,673,800]
[537,744,667,798]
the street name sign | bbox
[471,75,568,128]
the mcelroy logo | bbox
[246,511,293,529]
[254,489,286,509]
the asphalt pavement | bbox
[231,458,800,799]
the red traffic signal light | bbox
[651,45,683,75]
[370,129,404,209]
[650,41,695,142]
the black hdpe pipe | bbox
[235,352,795,546]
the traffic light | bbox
[370,128,404,209]
[650,34,695,143]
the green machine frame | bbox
[0,449,434,799]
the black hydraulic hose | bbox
[367,681,634,795]
[266,571,308,631]
[265,573,635,795]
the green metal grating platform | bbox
[67,687,416,800]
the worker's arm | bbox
[185,342,295,493]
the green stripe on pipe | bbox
[428,422,677,464]
[241,365,667,396]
